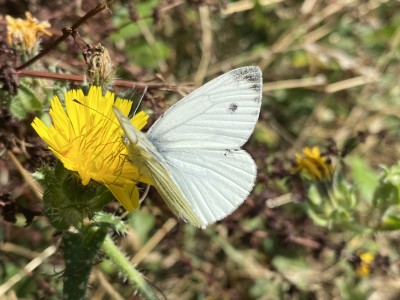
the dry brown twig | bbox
[7,151,43,200]
[17,69,193,92]
[16,0,115,71]
[130,218,177,265]
[91,270,125,300]
[0,245,57,297]
[194,5,212,86]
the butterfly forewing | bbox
[147,66,262,151]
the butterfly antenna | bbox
[139,184,150,204]
[72,98,106,116]
[72,98,121,125]
[130,86,148,118]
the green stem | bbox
[101,235,158,300]
[63,227,107,300]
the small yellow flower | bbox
[294,146,333,181]
[6,12,51,54]
[32,86,152,211]
[356,252,375,277]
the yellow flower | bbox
[294,146,333,181]
[355,252,375,277]
[6,12,51,53]
[32,86,152,211]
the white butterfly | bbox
[114,66,262,228]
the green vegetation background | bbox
[2,0,400,299]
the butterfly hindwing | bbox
[158,147,257,225]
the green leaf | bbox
[94,211,127,235]
[380,205,400,230]
[62,226,108,300]
[349,156,378,203]
[373,163,400,212]
[10,83,42,119]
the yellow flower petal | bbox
[294,146,333,181]
[106,183,140,211]
[355,252,375,277]
[6,11,51,53]
[132,111,149,130]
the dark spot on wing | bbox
[229,103,238,113]
[232,67,261,83]
[224,149,242,157]
[250,83,261,91]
